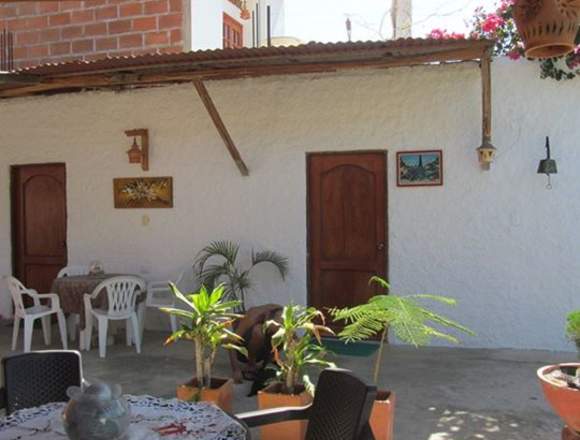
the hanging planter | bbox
[513,0,580,59]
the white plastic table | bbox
[0,395,247,440]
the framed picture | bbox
[113,177,173,208]
[396,150,443,187]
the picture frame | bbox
[396,150,443,187]
[113,177,173,209]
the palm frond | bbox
[251,250,289,279]
[195,240,239,272]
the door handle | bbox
[377,243,385,251]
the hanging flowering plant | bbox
[428,0,580,81]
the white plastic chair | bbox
[57,265,90,278]
[139,267,196,339]
[84,276,145,358]
[57,265,90,343]
[4,276,68,353]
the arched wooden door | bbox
[11,163,67,293]
[307,152,388,316]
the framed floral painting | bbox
[113,177,173,208]
[397,150,443,187]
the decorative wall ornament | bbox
[113,177,173,209]
[125,128,149,171]
[396,150,443,187]
[538,136,558,190]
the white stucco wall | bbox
[1,59,579,351]
[189,0,254,50]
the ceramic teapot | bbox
[62,382,130,440]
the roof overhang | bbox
[0,39,494,99]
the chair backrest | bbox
[93,276,145,316]
[57,265,89,278]
[2,350,83,414]
[4,276,30,316]
[306,368,377,440]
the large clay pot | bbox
[257,383,313,440]
[176,377,234,412]
[538,364,580,434]
[370,391,396,440]
[513,0,580,59]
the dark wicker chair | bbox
[238,368,377,440]
[0,350,84,414]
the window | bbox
[223,13,243,49]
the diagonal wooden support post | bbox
[193,80,249,176]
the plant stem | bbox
[194,337,204,387]
[373,327,388,386]
[204,356,212,389]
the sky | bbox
[283,0,499,43]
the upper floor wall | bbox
[0,0,185,70]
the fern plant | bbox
[195,240,288,310]
[329,276,474,385]
[566,310,580,350]
[161,284,248,389]
[266,304,336,395]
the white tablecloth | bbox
[0,395,247,440]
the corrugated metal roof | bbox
[14,38,493,76]
[0,38,493,98]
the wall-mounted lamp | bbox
[124,128,149,171]
[477,137,497,171]
[538,136,557,190]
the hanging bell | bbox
[537,136,558,189]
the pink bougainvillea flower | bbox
[507,49,521,60]
[481,14,505,33]
[427,28,465,40]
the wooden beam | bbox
[0,46,489,99]
[481,50,492,144]
[0,73,40,85]
[193,79,249,176]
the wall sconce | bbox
[125,128,149,171]
[538,136,557,190]
[477,137,497,171]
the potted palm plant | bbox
[196,240,288,310]
[330,276,474,440]
[566,310,580,354]
[161,284,247,412]
[258,304,336,440]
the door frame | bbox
[305,150,389,308]
[10,162,68,279]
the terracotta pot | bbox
[370,390,396,440]
[538,364,580,434]
[513,0,580,59]
[176,377,234,412]
[257,383,313,440]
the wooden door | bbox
[11,164,67,293]
[308,152,387,315]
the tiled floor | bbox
[0,321,575,439]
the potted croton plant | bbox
[566,310,580,354]
[330,276,474,440]
[537,311,580,437]
[161,284,247,412]
[258,304,336,440]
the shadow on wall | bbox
[425,406,550,440]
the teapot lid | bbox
[67,383,123,401]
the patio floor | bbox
[0,323,575,440]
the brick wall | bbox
[0,0,185,70]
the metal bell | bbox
[538,136,557,189]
